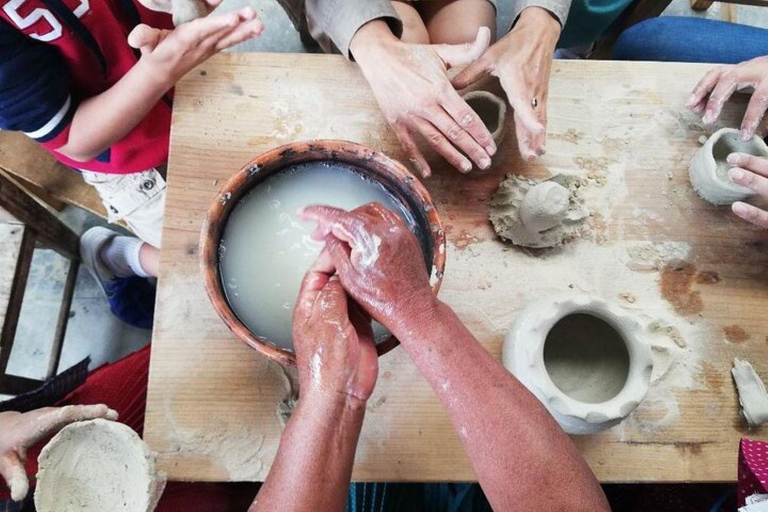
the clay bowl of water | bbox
[201,140,446,366]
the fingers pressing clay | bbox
[27,405,118,449]
[728,167,768,196]
[732,202,768,229]
[741,83,768,140]
[433,27,491,69]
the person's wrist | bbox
[350,19,400,65]
[137,56,178,91]
[390,292,443,343]
[299,388,367,420]
[517,6,562,39]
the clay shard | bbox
[489,174,588,249]
[732,358,768,428]
[172,0,208,26]
[35,419,165,512]
[689,128,767,205]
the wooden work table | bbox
[144,53,768,483]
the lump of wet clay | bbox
[519,182,571,233]
[489,174,588,248]
[689,128,767,205]
[35,419,165,512]
[172,0,208,26]
[732,358,768,428]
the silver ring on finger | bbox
[531,97,538,109]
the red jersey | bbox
[0,0,174,173]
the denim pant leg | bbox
[613,16,768,63]
[558,0,635,48]
[347,483,492,512]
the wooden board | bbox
[145,54,768,483]
[0,131,107,220]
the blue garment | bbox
[0,20,74,141]
[613,16,768,63]
[346,483,491,512]
[559,0,635,48]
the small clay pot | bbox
[502,294,653,435]
[200,140,446,366]
[462,91,507,147]
[689,128,767,205]
[35,419,164,512]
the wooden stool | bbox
[0,169,80,395]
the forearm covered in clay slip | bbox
[250,397,365,512]
[396,301,610,512]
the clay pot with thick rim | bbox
[200,140,446,366]
[502,294,653,435]
[689,127,767,205]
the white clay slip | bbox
[689,128,767,205]
[462,91,507,147]
[489,174,589,249]
[502,294,654,434]
[35,419,165,512]
[732,358,768,428]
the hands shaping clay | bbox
[489,174,588,248]
[502,294,653,434]
[462,91,507,148]
[689,128,767,205]
[35,419,165,512]
[172,0,208,25]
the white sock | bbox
[99,236,150,278]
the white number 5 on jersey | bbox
[3,0,90,42]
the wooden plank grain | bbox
[145,54,768,483]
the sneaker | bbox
[79,227,156,329]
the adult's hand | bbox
[687,56,768,140]
[293,258,378,404]
[0,405,118,501]
[300,203,434,337]
[137,0,218,16]
[351,22,495,177]
[726,153,768,227]
[128,7,263,86]
[452,7,560,160]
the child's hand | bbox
[127,6,263,85]
[727,153,768,228]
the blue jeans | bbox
[613,16,768,63]
[559,0,635,48]
[346,483,491,512]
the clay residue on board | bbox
[659,260,704,316]
[724,325,750,343]
[550,128,584,144]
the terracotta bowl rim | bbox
[200,139,446,366]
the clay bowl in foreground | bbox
[200,140,446,366]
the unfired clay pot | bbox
[463,91,507,148]
[689,128,767,205]
[35,419,164,512]
[502,294,653,435]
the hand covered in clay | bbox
[350,23,496,177]
[687,56,768,140]
[452,7,560,160]
[0,405,118,502]
[137,0,217,25]
[127,6,263,85]
[293,258,378,404]
[726,153,768,227]
[300,203,435,339]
